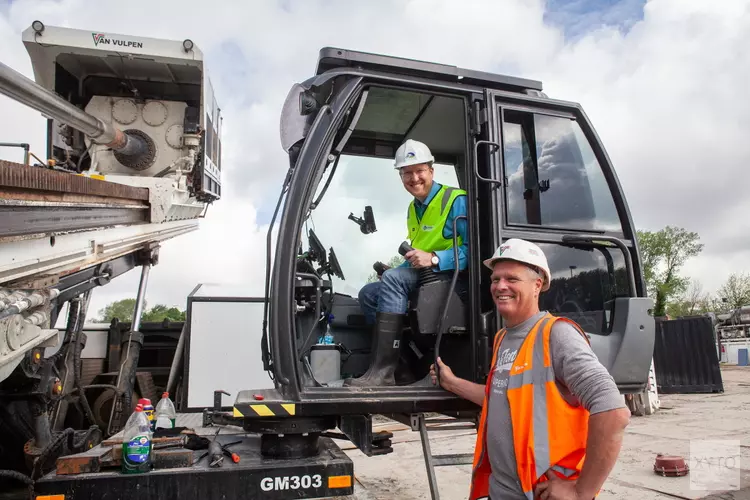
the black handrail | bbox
[561,234,637,297]
[473,140,502,186]
[434,215,467,385]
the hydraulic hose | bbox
[31,427,73,480]
[0,469,34,485]
[73,292,97,426]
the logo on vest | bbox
[421,225,434,231]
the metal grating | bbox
[653,316,724,394]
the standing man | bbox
[430,239,630,499]
[346,139,468,387]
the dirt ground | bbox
[333,365,750,500]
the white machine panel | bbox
[186,285,273,409]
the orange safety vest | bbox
[469,313,591,500]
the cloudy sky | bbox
[1,0,749,320]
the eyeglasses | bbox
[399,168,431,180]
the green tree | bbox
[637,226,703,317]
[716,272,750,310]
[665,279,710,318]
[366,255,405,283]
[142,305,186,322]
[96,299,186,323]
[96,298,139,323]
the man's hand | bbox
[429,357,486,406]
[534,471,583,500]
[429,357,457,391]
[405,249,434,268]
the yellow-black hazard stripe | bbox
[233,403,296,417]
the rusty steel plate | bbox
[0,160,149,201]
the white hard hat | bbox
[483,238,551,291]
[394,139,434,169]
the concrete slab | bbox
[332,365,750,500]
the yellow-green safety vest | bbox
[407,185,466,253]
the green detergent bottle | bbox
[121,406,152,474]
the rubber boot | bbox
[406,373,436,387]
[344,312,404,387]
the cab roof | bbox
[316,47,543,94]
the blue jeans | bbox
[358,267,421,325]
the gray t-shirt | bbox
[486,311,626,500]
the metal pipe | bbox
[166,321,187,396]
[0,61,144,152]
[34,411,52,450]
[107,263,150,435]
[131,264,151,332]
[0,142,30,164]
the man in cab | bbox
[346,139,468,387]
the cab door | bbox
[481,91,654,393]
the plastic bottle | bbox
[138,398,155,431]
[154,392,176,429]
[121,406,152,474]
[124,404,144,429]
[318,314,335,345]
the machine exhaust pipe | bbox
[0,61,147,157]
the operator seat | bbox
[407,270,469,335]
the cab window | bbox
[501,109,622,235]
[538,243,630,335]
[302,156,460,296]
[300,85,469,297]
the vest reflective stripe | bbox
[551,464,578,478]
[407,185,465,253]
[468,313,591,500]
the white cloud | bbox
[2,0,750,317]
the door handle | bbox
[473,140,502,186]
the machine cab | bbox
[241,48,654,427]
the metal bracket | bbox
[135,245,160,267]
[202,390,232,427]
[339,414,393,457]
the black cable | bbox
[310,154,339,210]
[73,425,100,450]
[31,428,74,479]
[81,384,121,392]
[72,293,96,426]
[0,469,34,485]
[262,167,293,384]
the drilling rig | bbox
[0,21,221,479]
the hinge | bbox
[470,100,487,136]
